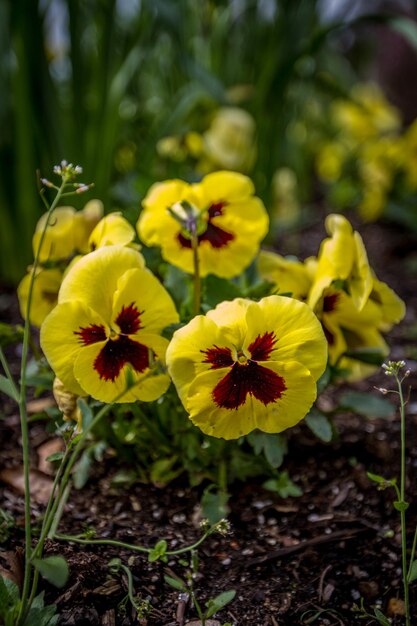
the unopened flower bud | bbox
[52,377,83,430]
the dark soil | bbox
[1,214,417,626]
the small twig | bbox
[318,564,332,602]
[246,526,372,567]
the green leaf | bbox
[203,275,242,308]
[150,457,182,486]
[33,556,69,588]
[0,374,19,403]
[343,348,385,366]
[367,472,388,485]
[339,391,395,418]
[148,540,168,563]
[394,500,409,512]
[317,366,331,394]
[73,450,92,490]
[373,607,391,626]
[77,398,93,431]
[408,559,417,583]
[205,590,236,618]
[45,452,64,463]
[263,471,302,498]
[305,410,333,442]
[0,576,19,618]
[201,486,230,525]
[247,431,287,468]
[164,574,186,592]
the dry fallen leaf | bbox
[37,438,64,475]
[0,467,53,503]
[26,397,55,414]
[387,597,406,616]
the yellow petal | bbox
[58,246,145,322]
[245,296,328,381]
[40,300,109,396]
[33,207,76,262]
[112,268,179,334]
[18,267,63,327]
[88,213,135,250]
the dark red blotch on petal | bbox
[75,324,107,345]
[323,293,340,313]
[177,200,235,250]
[212,361,286,410]
[248,332,277,361]
[202,345,234,369]
[94,335,151,382]
[116,303,143,334]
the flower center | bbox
[74,303,151,382]
[201,331,285,410]
[176,201,235,250]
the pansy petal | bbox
[58,246,145,321]
[33,207,76,262]
[244,296,328,380]
[112,268,179,334]
[371,277,406,329]
[349,232,373,310]
[73,333,170,403]
[196,170,255,203]
[40,300,109,396]
[185,360,317,439]
[206,299,251,346]
[257,251,312,300]
[166,316,234,403]
[88,213,136,250]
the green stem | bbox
[54,534,151,554]
[191,224,201,316]
[34,401,115,548]
[407,526,417,580]
[397,372,410,626]
[17,180,67,626]
[53,527,214,557]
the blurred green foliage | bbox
[2,0,414,284]
[0,0,344,284]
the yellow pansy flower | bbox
[88,213,136,251]
[308,214,373,312]
[33,200,104,262]
[17,267,64,327]
[137,171,268,278]
[166,296,327,440]
[201,107,257,173]
[40,246,179,403]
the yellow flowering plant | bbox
[295,82,417,229]
[0,161,406,625]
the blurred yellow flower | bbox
[332,83,401,143]
[18,267,64,327]
[308,214,373,312]
[41,246,179,403]
[166,296,327,440]
[88,213,136,251]
[137,171,268,278]
[33,200,103,262]
[200,107,257,173]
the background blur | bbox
[1,0,417,285]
